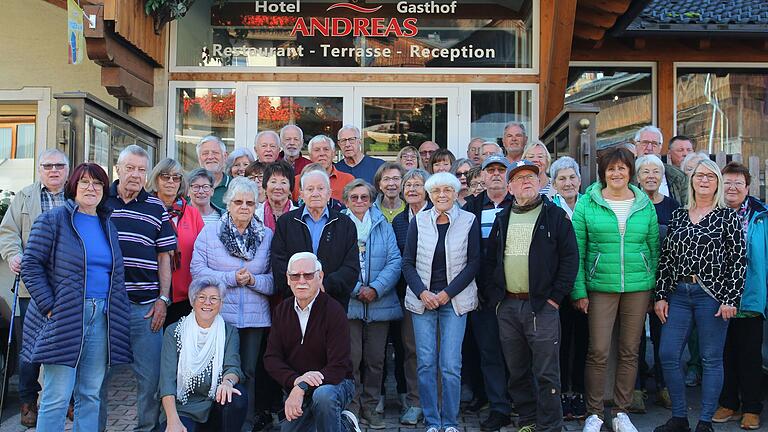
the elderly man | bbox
[99,145,177,432]
[503,122,527,164]
[461,154,514,430]
[280,124,311,173]
[467,138,484,165]
[274,169,359,311]
[197,135,230,208]
[485,160,579,432]
[264,252,360,432]
[0,148,69,427]
[255,130,281,163]
[633,126,688,205]
[480,142,504,164]
[291,135,354,202]
[335,125,385,184]
[418,141,439,172]
[667,135,695,169]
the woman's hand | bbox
[435,291,451,306]
[165,418,187,432]
[715,304,737,321]
[419,291,440,310]
[654,300,669,324]
[235,268,251,286]
[215,380,241,405]
[574,298,589,314]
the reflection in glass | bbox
[257,96,343,146]
[0,128,10,159]
[362,97,448,156]
[85,115,110,174]
[470,91,532,146]
[16,124,35,159]
[175,88,236,170]
[677,70,768,161]
[566,68,652,149]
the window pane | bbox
[175,88,236,170]
[677,69,768,161]
[85,115,111,174]
[16,124,35,159]
[362,97,448,155]
[0,128,11,159]
[566,67,653,149]
[471,90,532,146]
[257,96,343,146]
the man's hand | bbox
[435,291,450,306]
[8,254,21,275]
[574,298,589,314]
[294,371,324,387]
[145,300,167,332]
[419,291,440,310]
[357,286,378,304]
[215,380,241,405]
[284,386,305,421]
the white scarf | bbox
[175,312,226,404]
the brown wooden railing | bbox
[540,103,600,190]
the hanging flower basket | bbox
[145,0,227,34]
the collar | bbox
[294,290,320,313]
[40,183,64,194]
[302,205,329,222]
[482,191,512,208]
[216,174,232,189]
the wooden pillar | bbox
[539,0,577,130]
[658,60,675,151]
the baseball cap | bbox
[506,159,539,182]
[481,154,511,171]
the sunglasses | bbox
[231,199,256,207]
[288,271,318,281]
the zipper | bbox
[104,219,114,367]
[239,259,245,328]
[620,232,625,292]
[640,252,651,274]
[70,207,89,368]
[589,253,601,278]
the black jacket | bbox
[484,196,579,312]
[271,205,360,311]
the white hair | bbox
[280,124,304,144]
[424,171,462,198]
[196,135,227,156]
[308,134,335,153]
[38,148,70,166]
[504,122,527,135]
[223,176,260,205]
[635,154,665,172]
[481,142,503,154]
[682,151,709,174]
[188,276,226,305]
[549,156,581,179]
[255,130,280,147]
[337,124,361,140]
[634,125,663,145]
[288,252,323,273]
[300,169,331,190]
[225,147,255,172]
[522,140,552,165]
[117,144,150,165]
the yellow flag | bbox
[67,0,86,64]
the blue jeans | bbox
[412,303,467,429]
[659,282,729,422]
[37,299,108,432]
[18,298,42,404]
[280,379,355,432]
[159,383,248,432]
[99,302,163,432]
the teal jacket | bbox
[572,182,660,300]
[740,197,768,317]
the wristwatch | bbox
[296,381,310,392]
[158,295,171,306]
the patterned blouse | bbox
[655,207,746,306]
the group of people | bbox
[0,120,763,432]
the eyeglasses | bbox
[419,151,435,157]
[231,199,256,207]
[724,181,746,188]
[77,180,104,190]
[159,173,183,183]
[456,171,469,178]
[40,163,67,171]
[693,173,718,182]
[190,184,213,192]
[511,173,538,183]
[195,295,221,304]
[403,182,424,190]
[288,271,318,281]
[349,194,370,202]
[381,176,402,183]
[248,175,264,182]
[400,154,417,161]
[638,140,661,149]
[338,137,359,144]
[122,165,147,175]
[468,147,481,155]
[470,181,486,189]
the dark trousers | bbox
[636,312,665,390]
[239,328,265,425]
[18,298,42,404]
[380,320,407,395]
[559,301,588,394]
[160,384,247,432]
[470,306,512,414]
[498,298,562,432]
[349,320,389,415]
[254,328,283,413]
[164,301,192,329]
[720,316,764,414]
[462,316,484,400]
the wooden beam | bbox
[658,60,675,151]
[169,73,540,84]
[573,23,607,41]
[543,0,578,126]
[577,0,632,15]
[698,38,712,50]
[575,6,620,29]
[42,0,66,9]
[101,67,154,107]
[634,38,646,50]
[538,0,555,130]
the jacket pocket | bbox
[640,252,651,274]
[589,253,601,278]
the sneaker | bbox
[740,413,760,430]
[628,390,647,414]
[398,393,408,409]
[655,388,672,410]
[445,428,461,432]
[400,406,424,425]
[360,408,386,429]
[712,406,738,423]
[685,369,701,387]
[518,424,536,432]
[426,427,440,432]
[465,397,489,413]
[583,414,603,432]
[613,413,639,432]
[375,395,385,414]
[562,394,574,420]
[571,393,587,419]
[480,410,512,431]
[694,421,714,432]
[654,417,691,432]
[341,410,362,432]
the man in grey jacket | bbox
[0,148,69,427]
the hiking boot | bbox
[740,413,760,430]
[712,406,738,423]
[654,417,691,432]
[562,394,573,420]
[20,403,37,428]
[360,408,386,429]
[518,424,536,432]
[571,393,587,419]
[480,410,512,431]
[655,388,672,409]
[628,390,647,414]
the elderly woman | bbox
[681,151,709,177]
[341,179,403,427]
[550,156,582,220]
[466,166,485,196]
[159,276,246,432]
[373,162,406,222]
[255,160,296,231]
[450,158,473,207]
[402,172,480,432]
[21,163,131,431]
[653,158,746,432]
[712,162,767,430]
[398,146,419,171]
[226,148,255,178]
[245,161,267,204]
[429,149,456,174]
[148,158,206,327]
[187,168,224,225]
[190,176,274,427]
[571,147,659,432]
[523,140,555,199]
[637,155,680,226]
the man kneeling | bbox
[265,252,361,432]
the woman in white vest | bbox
[402,172,481,432]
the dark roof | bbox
[625,0,768,34]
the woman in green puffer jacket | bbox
[571,147,659,432]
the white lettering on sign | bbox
[410,44,496,62]
[396,1,457,14]
[320,44,392,58]
[255,0,300,13]
[212,44,305,58]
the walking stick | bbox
[0,275,21,424]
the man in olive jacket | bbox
[484,160,579,432]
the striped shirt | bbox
[605,198,635,235]
[106,181,177,304]
[40,186,65,213]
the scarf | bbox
[263,199,292,232]
[510,194,543,214]
[344,209,372,249]
[218,212,265,261]
[175,312,226,404]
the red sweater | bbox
[264,292,353,390]
[170,199,205,303]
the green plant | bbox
[0,190,16,221]
[144,0,228,34]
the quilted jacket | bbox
[571,182,660,300]
[20,200,132,367]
